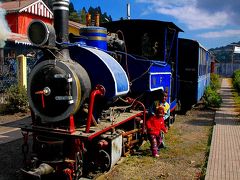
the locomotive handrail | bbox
[116,51,169,67]
[85,85,106,133]
[166,27,177,62]
[130,63,153,84]
[133,100,146,134]
[125,97,146,134]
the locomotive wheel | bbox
[95,150,111,172]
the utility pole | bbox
[127,3,130,20]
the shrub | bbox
[210,73,220,90]
[203,73,222,108]
[233,69,240,92]
[204,86,222,108]
[4,85,29,113]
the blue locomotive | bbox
[20,0,210,179]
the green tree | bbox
[69,2,80,22]
[88,6,112,23]
[42,0,53,9]
[69,2,76,13]
[80,7,87,24]
[69,11,80,23]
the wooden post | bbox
[17,55,27,88]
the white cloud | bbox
[136,0,231,30]
[198,29,240,38]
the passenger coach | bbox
[178,38,211,111]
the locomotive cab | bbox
[102,20,183,113]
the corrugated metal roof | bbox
[7,32,32,46]
[0,0,53,19]
[1,0,37,12]
[69,21,85,29]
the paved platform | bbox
[205,78,240,180]
[0,116,31,144]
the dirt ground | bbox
[97,106,215,180]
[0,107,215,180]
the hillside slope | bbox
[209,41,240,62]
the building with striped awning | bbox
[0,0,53,35]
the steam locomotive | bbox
[21,0,185,179]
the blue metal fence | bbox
[215,62,240,77]
[0,56,37,103]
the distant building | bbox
[0,0,53,87]
[210,53,219,74]
[0,0,54,62]
[69,20,85,35]
[0,0,84,69]
[1,0,53,35]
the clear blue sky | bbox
[70,0,240,49]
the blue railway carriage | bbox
[178,38,211,111]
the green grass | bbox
[233,91,240,105]
[232,89,240,117]
[199,126,213,179]
[140,124,213,179]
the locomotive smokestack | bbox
[52,0,69,44]
[52,0,70,60]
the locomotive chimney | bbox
[52,0,70,60]
[53,0,69,43]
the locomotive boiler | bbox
[21,0,182,179]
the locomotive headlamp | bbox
[28,20,56,47]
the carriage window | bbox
[141,33,154,58]
[141,33,165,60]
[199,47,208,76]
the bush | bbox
[203,73,222,108]
[233,69,240,92]
[210,73,220,90]
[4,85,29,113]
[204,86,222,108]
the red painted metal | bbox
[41,94,45,108]
[88,111,142,140]
[85,85,105,133]
[98,139,108,148]
[35,90,45,108]
[63,168,72,180]
[69,115,75,133]
[6,12,53,35]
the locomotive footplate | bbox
[21,110,143,140]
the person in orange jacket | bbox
[146,106,168,157]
